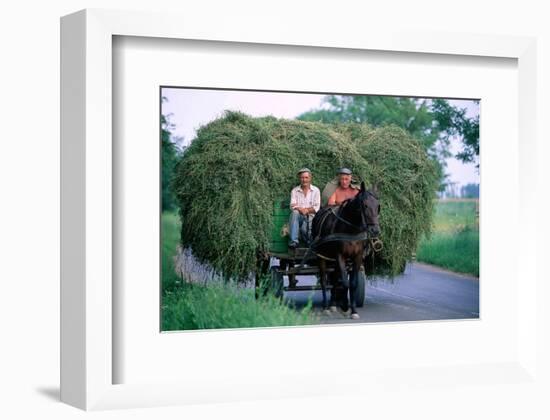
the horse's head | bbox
[357,181,381,237]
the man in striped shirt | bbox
[288,168,321,249]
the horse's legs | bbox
[337,254,349,312]
[349,268,356,317]
[349,252,363,319]
[319,259,329,312]
[328,270,337,312]
[349,267,359,319]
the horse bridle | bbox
[333,192,375,232]
[297,195,383,268]
[330,192,384,253]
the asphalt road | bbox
[284,262,479,324]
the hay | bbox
[172,111,438,279]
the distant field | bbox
[416,199,479,277]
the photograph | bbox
[1,0,547,416]
[160,87,480,331]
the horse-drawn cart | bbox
[254,199,366,308]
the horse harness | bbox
[299,201,380,265]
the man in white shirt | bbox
[288,168,321,249]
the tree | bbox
[431,99,479,166]
[161,99,183,212]
[298,95,480,188]
[460,183,479,198]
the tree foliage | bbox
[298,96,480,187]
[161,100,183,211]
[460,183,479,198]
[431,99,479,165]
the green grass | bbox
[416,227,479,276]
[161,211,318,331]
[162,283,317,331]
[416,200,479,277]
[162,211,183,292]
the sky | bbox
[161,88,480,189]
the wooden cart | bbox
[254,199,366,307]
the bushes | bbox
[173,111,439,280]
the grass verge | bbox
[161,211,318,331]
[415,200,479,277]
[162,283,317,331]
[416,227,479,276]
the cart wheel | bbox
[270,266,284,299]
[355,270,366,307]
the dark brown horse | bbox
[311,182,380,319]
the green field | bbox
[415,199,479,277]
[161,212,317,331]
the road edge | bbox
[411,261,479,281]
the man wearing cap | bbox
[327,167,359,206]
[288,168,321,249]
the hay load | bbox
[172,111,438,279]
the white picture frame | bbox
[61,8,545,411]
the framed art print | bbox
[158,85,481,332]
[61,8,545,412]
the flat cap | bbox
[297,167,312,175]
[338,167,352,175]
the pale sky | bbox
[161,88,480,188]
